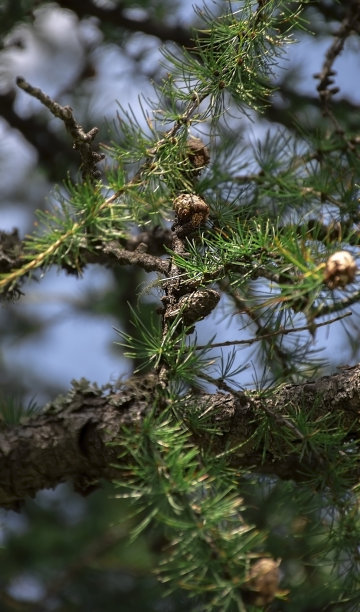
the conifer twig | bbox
[219,280,292,374]
[314,2,360,153]
[314,289,360,317]
[194,311,351,350]
[315,2,360,110]
[16,77,104,182]
[102,242,168,274]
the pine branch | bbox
[1,365,360,511]
[194,311,351,349]
[101,241,168,274]
[0,227,172,277]
[314,2,360,153]
[0,221,169,296]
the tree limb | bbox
[1,365,360,510]
[0,228,171,298]
[101,241,169,274]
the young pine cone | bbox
[241,557,281,607]
[324,250,357,289]
[173,193,209,228]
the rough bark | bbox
[1,365,359,510]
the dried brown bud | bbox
[324,250,357,289]
[242,558,281,607]
[186,137,210,174]
[173,193,209,228]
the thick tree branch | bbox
[1,365,360,510]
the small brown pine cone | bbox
[173,193,209,228]
[324,250,357,289]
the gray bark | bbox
[1,365,359,510]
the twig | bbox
[315,3,360,108]
[314,290,360,317]
[0,89,79,180]
[199,370,247,398]
[16,77,104,182]
[102,242,168,274]
[194,312,352,350]
[157,232,188,388]
[314,2,360,152]
[218,280,292,374]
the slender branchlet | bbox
[16,76,105,181]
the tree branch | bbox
[1,365,360,510]
[0,228,171,298]
[194,311,351,349]
[101,241,168,274]
[16,77,104,182]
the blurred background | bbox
[1,1,360,609]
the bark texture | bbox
[1,365,360,510]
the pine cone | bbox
[241,557,281,607]
[173,193,209,228]
[324,250,357,289]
